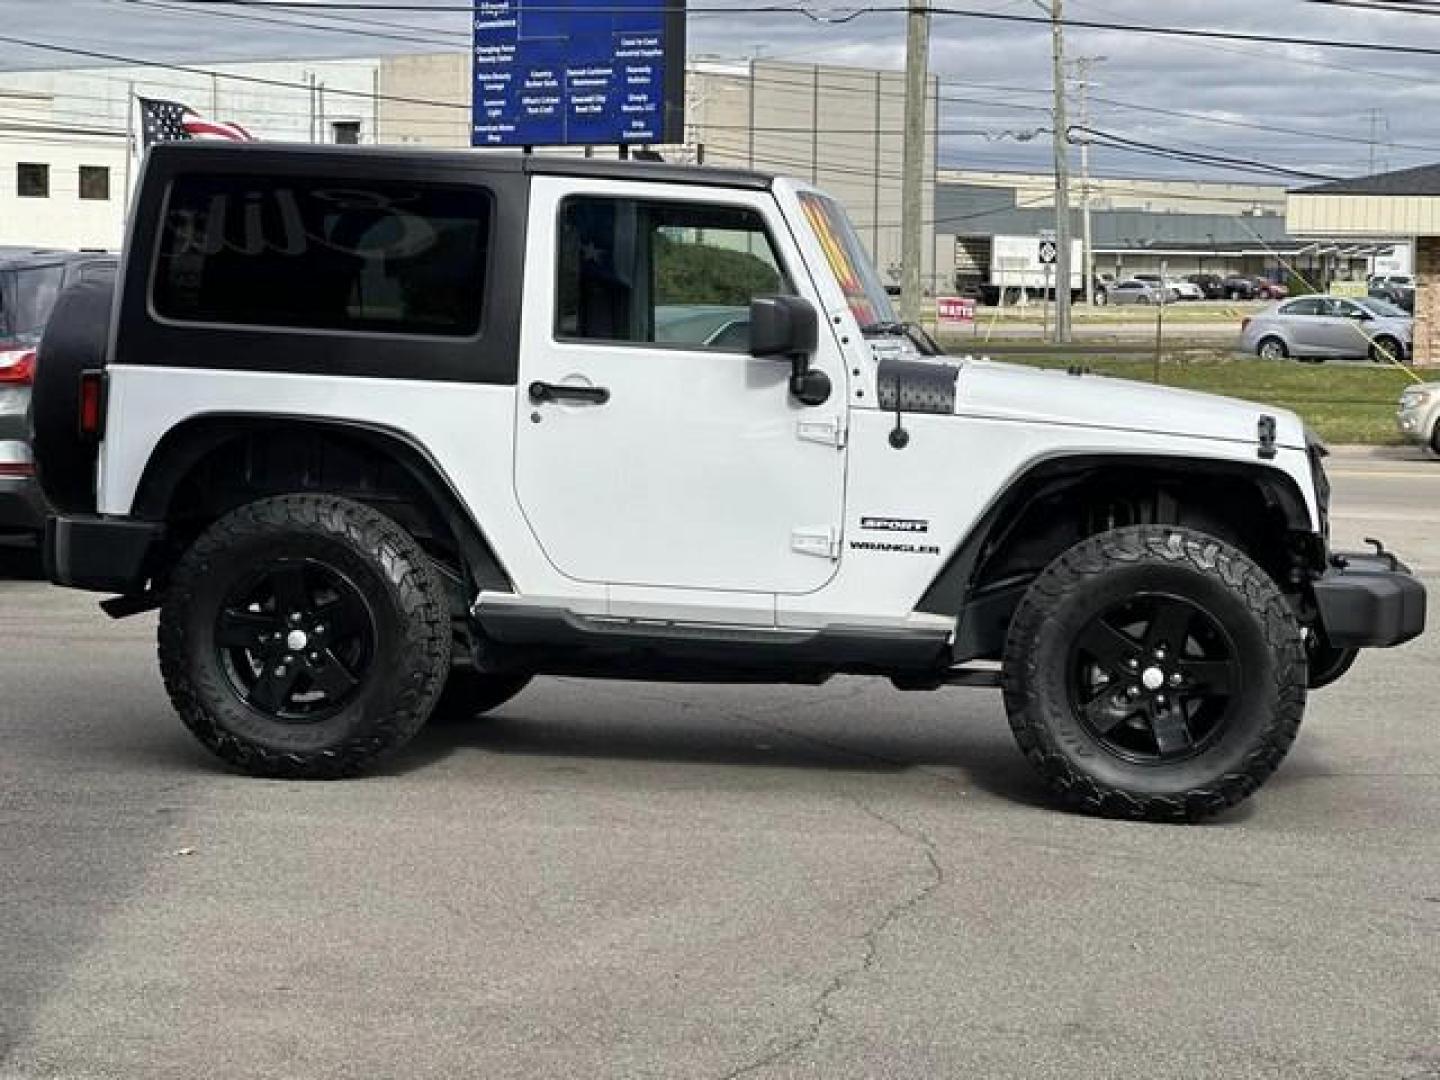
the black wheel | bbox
[1430,421,1440,457]
[429,667,533,724]
[1002,526,1307,822]
[158,494,451,778]
[1257,337,1288,361]
[1369,336,1403,365]
[1094,291,1109,307]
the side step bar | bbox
[474,605,953,676]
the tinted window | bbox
[1281,299,1322,316]
[153,173,491,337]
[0,265,66,342]
[556,197,788,350]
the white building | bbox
[0,58,381,249]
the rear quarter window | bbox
[151,173,491,337]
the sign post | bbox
[472,0,686,149]
[1039,229,1058,345]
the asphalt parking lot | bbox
[2,452,1437,1080]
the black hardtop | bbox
[144,140,776,191]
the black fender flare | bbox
[129,413,511,591]
[916,452,1317,619]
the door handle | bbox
[529,381,610,405]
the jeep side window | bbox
[554,197,789,353]
[152,173,491,337]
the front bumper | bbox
[1313,550,1426,649]
[1395,403,1435,443]
[45,514,164,594]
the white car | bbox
[1397,382,1440,454]
[29,141,1425,822]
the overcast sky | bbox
[6,0,1440,183]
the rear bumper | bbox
[45,514,163,594]
[1313,550,1427,649]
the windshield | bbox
[1359,297,1409,319]
[0,265,66,344]
[796,191,898,330]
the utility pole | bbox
[1047,0,1072,342]
[1070,55,1103,307]
[901,0,931,326]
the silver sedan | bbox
[1240,295,1412,363]
[1103,280,1168,306]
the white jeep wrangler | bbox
[32,143,1425,820]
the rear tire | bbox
[1257,337,1288,361]
[1002,526,1307,822]
[429,668,533,724]
[158,494,451,778]
[1369,336,1403,365]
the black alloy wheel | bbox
[159,494,451,778]
[215,558,376,722]
[1002,525,1307,822]
[1068,593,1241,764]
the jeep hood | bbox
[952,359,1308,450]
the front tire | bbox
[1257,337,1288,361]
[158,494,452,778]
[1369,336,1403,365]
[1002,526,1307,822]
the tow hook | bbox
[1363,537,1402,571]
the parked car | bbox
[1240,294,1411,364]
[1130,274,1181,302]
[1396,381,1440,455]
[1104,279,1167,306]
[0,248,116,536]
[1187,273,1228,300]
[1370,273,1414,291]
[1222,274,1261,301]
[1370,279,1415,313]
[1255,278,1290,301]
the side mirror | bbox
[748,295,830,406]
[749,295,818,359]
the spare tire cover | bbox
[31,273,117,515]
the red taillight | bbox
[0,347,35,385]
[78,369,105,439]
[0,461,34,477]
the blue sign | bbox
[472,0,685,147]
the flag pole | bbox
[124,82,136,206]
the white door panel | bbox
[514,177,848,596]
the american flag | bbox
[138,97,253,148]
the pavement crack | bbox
[715,798,945,1080]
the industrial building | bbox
[0,52,1401,301]
[937,170,1402,296]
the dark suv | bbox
[0,249,115,535]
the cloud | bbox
[6,0,1440,180]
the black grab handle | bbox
[529,381,611,405]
